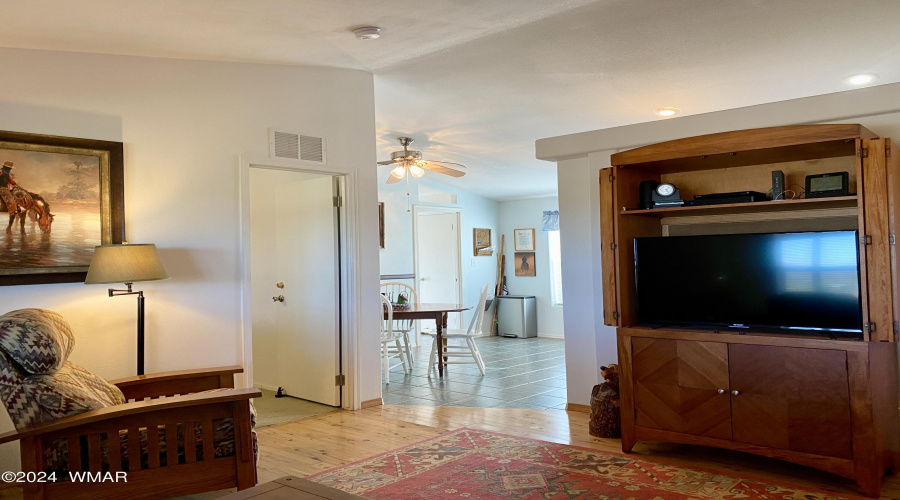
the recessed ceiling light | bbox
[845,74,877,86]
[654,107,680,117]
[353,27,382,40]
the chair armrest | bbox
[110,365,243,400]
[0,387,261,446]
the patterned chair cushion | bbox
[0,309,75,375]
[23,361,126,421]
[0,349,47,429]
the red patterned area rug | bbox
[306,428,858,499]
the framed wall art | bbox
[0,130,125,286]
[514,228,535,251]
[379,202,385,249]
[514,252,536,277]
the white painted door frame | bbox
[239,156,362,410]
[412,204,464,327]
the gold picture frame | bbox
[0,130,125,286]
[514,228,535,251]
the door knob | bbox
[732,390,740,396]
[276,282,285,289]
[273,295,285,302]
[717,389,725,395]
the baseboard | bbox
[565,403,591,413]
[537,333,564,339]
[254,383,279,392]
[361,398,383,409]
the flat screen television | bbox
[634,230,863,335]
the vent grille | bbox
[269,130,325,163]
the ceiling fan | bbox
[378,137,466,184]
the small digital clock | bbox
[805,172,850,198]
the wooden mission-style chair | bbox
[0,308,261,500]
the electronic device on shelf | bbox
[692,191,768,206]
[772,170,785,200]
[633,230,863,337]
[639,180,658,209]
[650,182,683,207]
[806,172,850,198]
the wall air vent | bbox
[269,129,326,163]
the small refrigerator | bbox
[496,295,537,338]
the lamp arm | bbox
[108,282,143,297]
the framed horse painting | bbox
[0,130,124,286]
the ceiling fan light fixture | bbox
[390,165,407,179]
[353,26,382,40]
[409,165,425,178]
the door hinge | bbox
[865,322,877,333]
[612,311,620,320]
[858,148,869,158]
[610,242,618,250]
[609,173,616,182]
[887,145,892,157]
[335,374,346,386]
[861,234,873,246]
[333,196,343,207]
[893,321,899,335]
[892,234,896,245]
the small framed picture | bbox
[378,202,385,249]
[514,252,536,277]
[514,228,535,251]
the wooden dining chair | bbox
[380,282,418,360]
[427,284,491,376]
[380,295,410,384]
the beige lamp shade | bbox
[84,244,170,284]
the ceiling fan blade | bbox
[377,160,398,165]
[426,160,466,170]
[386,174,403,184]
[421,161,466,177]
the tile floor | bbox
[382,335,568,409]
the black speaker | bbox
[639,180,659,209]
[772,170,785,200]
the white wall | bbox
[541,82,900,406]
[0,48,380,469]
[498,196,564,337]
[378,176,501,326]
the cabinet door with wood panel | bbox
[632,338,732,439]
[862,138,895,340]
[599,168,618,326]
[729,344,853,459]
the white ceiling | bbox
[3,0,900,200]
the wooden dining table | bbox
[385,302,470,377]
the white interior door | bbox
[415,210,462,331]
[250,169,341,406]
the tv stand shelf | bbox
[600,125,900,497]
[620,195,858,218]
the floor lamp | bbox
[85,243,169,376]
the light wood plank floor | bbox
[2,406,897,499]
[257,405,900,500]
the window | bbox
[548,230,563,306]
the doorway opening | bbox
[244,165,346,427]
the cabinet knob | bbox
[732,390,740,396]
[717,389,725,395]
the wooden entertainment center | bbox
[600,125,900,496]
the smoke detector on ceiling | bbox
[353,27,382,40]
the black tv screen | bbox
[634,231,862,334]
